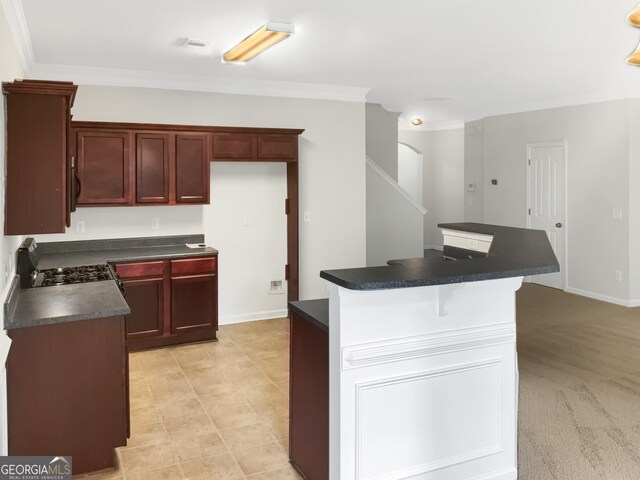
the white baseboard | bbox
[565,287,633,307]
[219,309,289,325]
[424,244,443,251]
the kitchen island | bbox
[291,223,558,480]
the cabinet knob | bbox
[555,222,562,228]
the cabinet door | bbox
[136,133,170,204]
[122,277,165,339]
[176,133,210,204]
[116,261,166,340]
[257,134,297,160]
[5,94,67,234]
[171,273,216,333]
[77,130,131,204]
[212,133,255,160]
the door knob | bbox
[555,222,562,228]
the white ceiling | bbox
[7,0,640,129]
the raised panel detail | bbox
[176,133,209,203]
[356,359,503,480]
[77,131,130,204]
[122,277,164,339]
[171,274,217,333]
[257,134,296,160]
[212,133,255,160]
[136,133,169,204]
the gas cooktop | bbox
[38,264,115,287]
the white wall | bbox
[366,161,424,266]
[397,143,423,205]
[399,129,465,249]
[36,84,367,316]
[366,103,400,180]
[0,2,25,456]
[464,120,484,222]
[481,100,631,303]
[629,99,640,305]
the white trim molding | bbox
[0,0,34,72]
[366,157,428,215]
[566,287,635,308]
[219,309,288,325]
[29,63,371,103]
[342,326,515,370]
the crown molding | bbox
[0,0,35,72]
[398,120,465,132]
[28,62,370,103]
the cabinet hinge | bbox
[528,208,531,215]
[528,159,531,166]
[285,264,289,280]
[285,199,289,215]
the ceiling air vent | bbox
[182,38,210,48]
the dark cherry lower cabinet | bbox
[6,316,128,475]
[115,255,217,350]
[289,310,329,480]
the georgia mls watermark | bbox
[0,456,72,480]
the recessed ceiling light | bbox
[182,38,210,49]
[411,118,423,126]
[223,22,294,63]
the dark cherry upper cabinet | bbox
[258,134,297,161]
[212,133,255,160]
[171,257,217,333]
[2,80,77,235]
[115,261,166,339]
[76,130,132,205]
[136,133,170,204]
[176,133,210,204]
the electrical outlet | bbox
[243,214,252,226]
[615,271,622,282]
[150,217,160,230]
[303,211,310,223]
[75,221,85,233]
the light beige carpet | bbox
[517,283,640,479]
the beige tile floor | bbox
[81,317,301,480]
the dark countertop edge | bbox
[320,264,559,291]
[36,234,206,254]
[289,299,329,332]
[102,248,218,264]
[5,307,131,331]
[4,276,19,328]
[320,223,559,291]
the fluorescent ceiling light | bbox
[223,22,294,63]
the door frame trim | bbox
[525,140,568,291]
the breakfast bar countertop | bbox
[320,222,559,291]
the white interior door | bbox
[527,143,566,290]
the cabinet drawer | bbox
[115,261,165,278]
[171,257,217,275]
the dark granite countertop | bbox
[289,299,329,332]
[37,234,218,269]
[4,235,217,330]
[4,276,130,330]
[320,223,559,291]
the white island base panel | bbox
[327,277,522,480]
